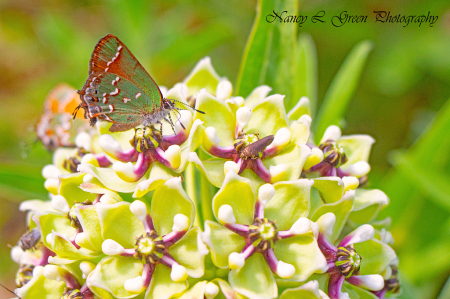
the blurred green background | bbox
[1,0,450,298]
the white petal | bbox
[218,204,236,225]
[42,164,62,179]
[269,128,291,148]
[98,134,122,154]
[205,282,220,299]
[228,252,245,270]
[124,276,145,293]
[354,274,385,291]
[102,239,124,255]
[163,145,182,169]
[344,224,375,245]
[43,265,61,281]
[321,125,342,143]
[100,194,117,205]
[236,107,252,130]
[269,164,287,182]
[342,176,359,191]
[289,217,311,235]
[172,214,190,232]
[170,264,188,282]
[345,161,371,178]
[216,78,233,101]
[204,127,221,146]
[130,200,147,222]
[303,147,324,171]
[316,213,336,238]
[277,261,295,278]
[51,195,70,213]
[258,183,275,206]
[75,132,92,151]
[11,246,24,263]
[224,161,240,175]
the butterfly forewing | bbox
[79,34,164,131]
[88,34,163,104]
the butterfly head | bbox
[162,98,176,111]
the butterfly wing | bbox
[79,35,163,131]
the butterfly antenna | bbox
[72,104,81,120]
[173,109,186,130]
[173,99,205,114]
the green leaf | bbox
[314,41,373,143]
[151,177,195,236]
[292,34,318,115]
[272,0,298,111]
[228,253,278,299]
[235,0,276,97]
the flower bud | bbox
[75,132,92,152]
[11,246,24,263]
[316,213,336,238]
[345,161,371,178]
[321,125,341,144]
[100,194,117,204]
[42,164,62,179]
[342,176,359,191]
[236,107,252,130]
[216,79,233,101]
[258,184,275,206]
[205,282,220,299]
[269,128,291,149]
[224,161,240,175]
[44,178,59,195]
[289,217,311,235]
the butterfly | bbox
[75,34,203,133]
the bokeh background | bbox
[1,0,450,298]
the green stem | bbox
[185,163,202,228]
[199,150,215,225]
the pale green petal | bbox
[263,144,309,183]
[133,163,178,198]
[229,253,278,299]
[181,119,205,153]
[338,135,375,167]
[53,148,76,174]
[59,173,96,206]
[349,189,389,223]
[203,221,246,269]
[183,57,221,95]
[75,205,103,251]
[245,95,288,137]
[97,202,145,248]
[311,196,354,243]
[212,171,256,225]
[354,239,397,275]
[80,177,123,201]
[244,85,272,109]
[98,122,135,154]
[15,266,65,299]
[51,232,100,260]
[287,96,312,122]
[145,264,188,299]
[214,278,247,299]
[169,227,205,278]
[290,120,310,145]
[87,256,143,299]
[151,177,195,236]
[188,153,226,188]
[311,178,344,204]
[240,168,265,190]
[176,281,207,299]
[78,163,146,193]
[280,280,327,299]
[264,179,313,231]
[274,233,327,281]
[35,212,76,248]
[194,90,235,146]
[342,282,379,299]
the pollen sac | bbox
[335,246,362,278]
[63,148,88,173]
[61,288,83,299]
[234,133,274,160]
[18,228,41,251]
[134,231,165,264]
[319,140,348,167]
[131,127,161,152]
[249,218,280,251]
[15,264,34,287]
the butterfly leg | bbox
[165,114,177,135]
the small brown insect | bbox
[18,228,41,251]
[240,135,274,159]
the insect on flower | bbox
[75,34,204,133]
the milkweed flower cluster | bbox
[11,58,400,299]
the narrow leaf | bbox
[235,0,276,97]
[292,33,318,114]
[314,41,373,143]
